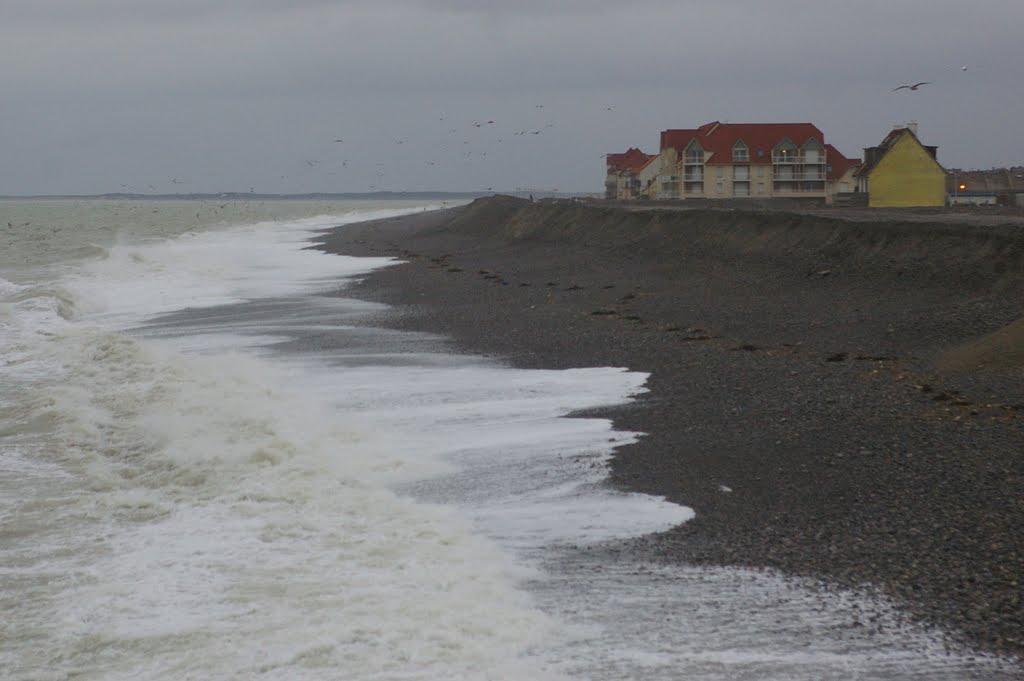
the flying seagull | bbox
[892,81,932,91]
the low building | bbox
[949,191,998,206]
[649,121,858,204]
[605,148,659,200]
[854,124,946,207]
[947,167,1024,206]
[825,144,862,205]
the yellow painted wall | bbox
[867,134,946,207]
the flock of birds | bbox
[112,63,986,195]
[118,103,597,195]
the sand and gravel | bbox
[314,195,1024,663]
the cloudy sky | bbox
[2,0,1021,195]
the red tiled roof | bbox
[660,121,826,165]
[607,147,657,173]
[824,144,861,181]
[704,122,824,164]
[660,129,700,155]
[659,122,863,178]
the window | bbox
[684,140,704,164]
[773,140,798,163]
[732,141,749,162]
[803,139,823,163]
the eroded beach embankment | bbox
[444,195,1024,373]
[449,195,1024,290]
[318,196,1024,662]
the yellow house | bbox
[855,125,946,207]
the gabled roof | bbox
[606,147,655,173]
[824,144,861,181]
[702,122,825,164]
[854,127,942,177]
[660,129,700,156]
[659,121,826,165]
[607,147,657,174]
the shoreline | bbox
[313,196,1024,663]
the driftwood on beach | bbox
[316,196,1024,662]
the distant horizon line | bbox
[0,189,596,200]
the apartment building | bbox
[607,121,860,203]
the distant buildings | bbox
[604,148,658,200]
[854,124,946,207]
[605,121,860,205]
[947,166,1024,207]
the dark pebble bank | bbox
[314,196,1024,665]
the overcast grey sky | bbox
[2,0,1021,195]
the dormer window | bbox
[732,141,749,162]
[684,139,704,164]
[803,138,823,163]
[773,139,798,163]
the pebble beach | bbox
[314,195,1024,665]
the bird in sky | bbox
[892,81,932,91]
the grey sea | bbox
[0,198,1017,680]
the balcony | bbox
[773,153,827,165]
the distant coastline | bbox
[0,190,593,201]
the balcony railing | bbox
[773,154,827,165]
[774,171,823,181]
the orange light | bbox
[958,184,967,190]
